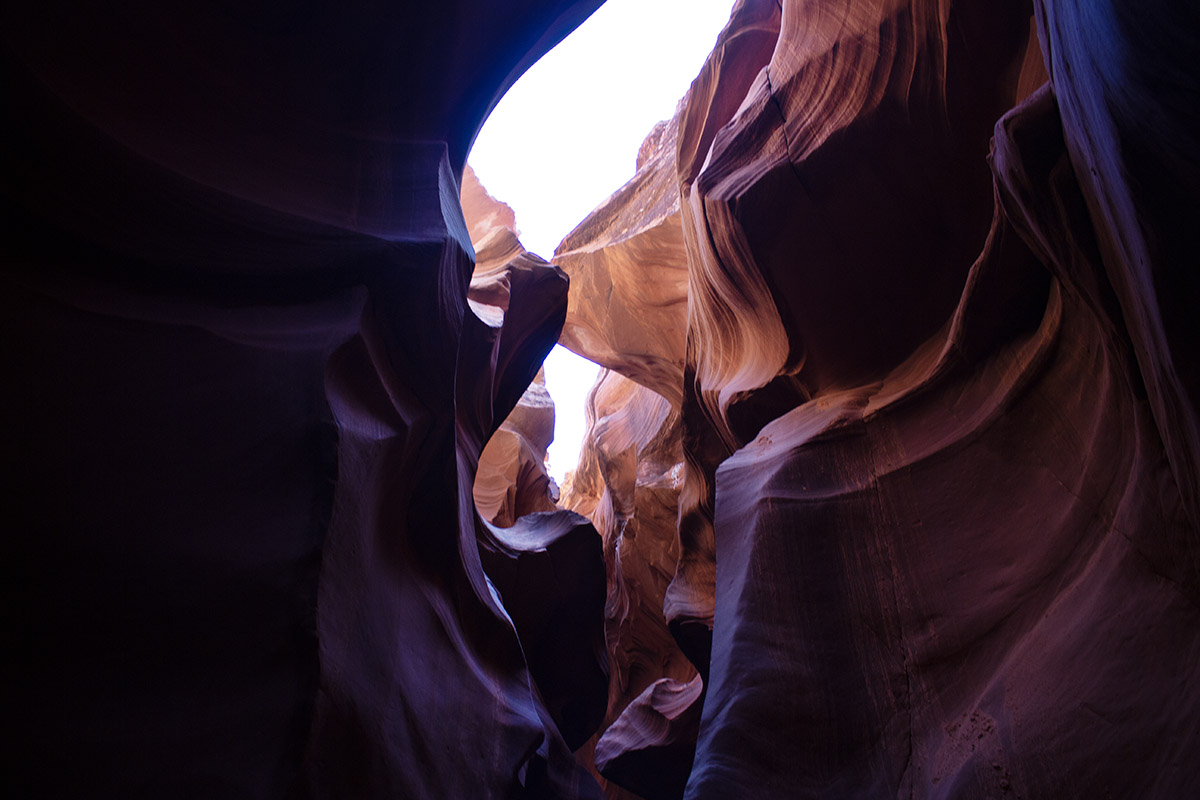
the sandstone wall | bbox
[5,3,608,798]
[6,0,1197,797]
[555,1,1199,797]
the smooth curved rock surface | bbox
[559,369,697,798]
[547,0,1198,797]
[555,119,690,407]
[594,675,705,800]
[560,370,694,716]
[5,3,607,798]
[669,0,1047,686]
[666,0,789,667]
[479,510,609,752]
[1033,0,1200,531]
[689,85,1199,798]
[474,370,562,526]
[462,166,563,527]
[8,0,1198,796]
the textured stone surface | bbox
[458,165,610,758]
[474,370,562,526]
[558,369,696,799]
[6,0,1198,797]
[1033,0,1200,531]
[462,166,563,527]
[691,84,1199,797]
[556,119,689,407]
[4,3,606,798]
[594,675,704,800]
[550,1,1198,797]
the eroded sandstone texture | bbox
[557,368,696,800]
[5,2,607,798]
[555,1,1199,798]
[6,0,1198,798]
[463,166,564,527]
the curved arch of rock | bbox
[6,2,607,798]
[6,0,1197,798]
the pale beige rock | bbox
[474,370,560,526]
[461,165,563,527]
[559,369,695,797]
[555,119,689,408]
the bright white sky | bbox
[469,0,736,483]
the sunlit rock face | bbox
[556,0,1199,798]
[462,166,563,526]
[474,369,561,525]
[456,161,611,773]
[556,119,690,408]
[7,0,1196,796]
[5,2,608,798]
[553,112,714,797]
[557,369,696,799]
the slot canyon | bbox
[5,1,1198,798]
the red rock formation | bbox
[691,81,1199,796]
[462,166,563,526]
[474,368,562,526]
[555,119,689,408]
[553,108,719,794]
[7,0,1197,796]
[457,166,610,754]
[557,369,696,800]
[4,2,608,798]
[554,0,1198,797]
[566,371,693,706]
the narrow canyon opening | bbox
[461,6,738,794]
[465,0,736,499]
[9,0,1196,797]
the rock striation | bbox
[473,368,562,526]
[557,368,696,799]
[5,0,1198,797]
[554,0,1199,798]
[462,166,563,527]
[460,163,611,758]
[5,2,607,798]
[555,119,689,408]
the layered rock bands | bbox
[554,1,1199,799]
[6,3,607,798]
[5,1,1197,799]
